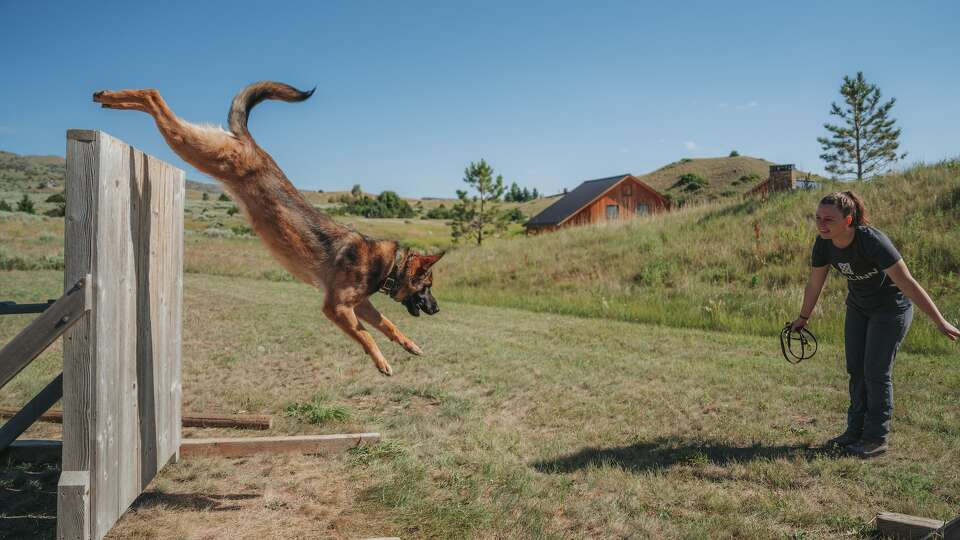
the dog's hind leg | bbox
[355,299,423,356]
[93,88,247,180]
[323,299,394,376]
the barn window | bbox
[637,203,649,216]
[606,205,619,220]
[622,185,632,196]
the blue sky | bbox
[1,1,957,197]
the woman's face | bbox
[815,203,851,239]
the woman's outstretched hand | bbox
[937,319,960,341]
[790,317,808,332]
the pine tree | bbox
[817,72,906,181]
[450,159,506,245]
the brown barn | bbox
[524,174,669,234]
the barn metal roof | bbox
[525,174,629,226]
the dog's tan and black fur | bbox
[93,81,442,375]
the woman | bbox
[791,191,958,458]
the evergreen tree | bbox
[817,72,906,181]
[450,159,506,245]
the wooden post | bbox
[57,471,90,540]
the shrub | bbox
[503,207,526,222]
[341,191,415,218]
[425,204,454,220]
[0,200,11,212]
[729,150,740,157]
[16,194,35,214]
[218,193,230,202]
[202,192,209,201]
[227,205,239,216]
[45,203,66,217]
[674,173,708,192]
[45,192,65,203]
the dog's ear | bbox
[410,252,444,276]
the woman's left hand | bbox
[937,319,960,341]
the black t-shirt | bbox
[811,226,910,313]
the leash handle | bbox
[780,322,818,364]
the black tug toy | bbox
[780,323,818,364]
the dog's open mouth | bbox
[403,295,438,317]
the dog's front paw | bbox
[400,340,423,356]
[92,90,110,103]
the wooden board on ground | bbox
[179,433,381,458]
[875,512,945,540]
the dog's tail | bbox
[228,81,315,139]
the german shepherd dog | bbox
[93,81,442,376]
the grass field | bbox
[2,269,959,539]
[2,156,958,538]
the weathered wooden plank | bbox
[117,142,141,511]
[0,373,63,452]
[0,409,273,430]
[168,156,184,465]
[876,512,944,540]
[63,130,99,532]
[0,276,90,390]
[93,130,127,534]
[179,433,382,459]
[57,470,90,540]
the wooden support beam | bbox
[0,275,91,390]
[0,439,62,463]
[0,408,273,430]
[0,373,63,452]
[57,470,90,540]
[0,300,56,315]
[876,512,944,540]
[179,433,381,459]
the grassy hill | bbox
[438,160,960,355]
[638,155,820,205]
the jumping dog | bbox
[93,81,442,376]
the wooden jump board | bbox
[2,433,381,462]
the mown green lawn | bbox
[2,270,957,539]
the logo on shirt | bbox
[838,262,854,275]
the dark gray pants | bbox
[844,303,913,442]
